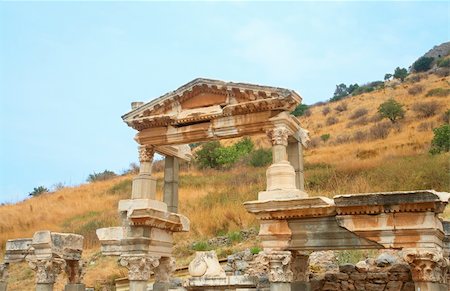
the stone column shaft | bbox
[287,141,305,191]
[154,257,176,291]
[0,263,8,291]
[132,145,157,199]
[163,156,179,213]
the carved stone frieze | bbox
[138,145,155,163]
[28,258,65,284]
[120,255,160,281]
[0,263,8,282]
[65,260,85,284]
[267,126,290,147]
[403,248,449,283]
[154,257,176,283]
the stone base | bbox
[291,282,310,291]
[270,283,291,291]
[129,280,148,291]
[64,283,85,291]
[153,282,171,291]
[258,189,308,201]
[36,283,54,291]
[414,282,448,291]
[0,282,7,291]
[184,276,258,290]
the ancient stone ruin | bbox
[0,231,84,291]
[2,78,448,291]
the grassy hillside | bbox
[1,72,449,290]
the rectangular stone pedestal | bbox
[153,282,170,291]
[129,281,148,291]
[291,282,310,291]
[36,283,54,291]
[65,283,85,291]
[270,283,290,291]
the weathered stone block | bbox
[365,283,385,291]
[4,238,32,262]
[388,263,410,273]
[339,264,356,274]
[324,272,338,282]
[401,282,415,291]
[349,273,366,281]
[322,282,339,291]
[385,281,403,291]
[366,272,388,281]
[335,272,349,281]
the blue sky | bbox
[0,1,448,203]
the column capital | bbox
[120,255,160,281]
[403,248,449,283]
[65,260,85,284]
[154,257,176,283]
[267,126,291,146]
[28,258,65,284]
[138,145,155,163]
[0,263,8,282]
[266,250,293,283]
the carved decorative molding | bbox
[154,257,176,283]
[266,251,293,283]
[28,258,65,284]
[138,146,155,163]
[65,260,85,284]
[403,248,449,283]
[0,263,8,282]
[120,255,160,281]
[268,126,290,147]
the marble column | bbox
[64,260,85,291]
[0,263,8,291]
[132,145,157,199]
[266,251,293,291]
[153,257,176,291]
[120,255,160,291]
[259,126,307,200]
[28,258,65,291]
[163,156,179,213]
[404,248,449,291]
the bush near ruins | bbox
[369,122,392,140]
[429,124,450,155]
[412,101,440,118]
[87,170,117,182]
[195,138,254,170]
[322,107,331,116]
[320,134,331,142]
[248,148,272,167]
[350,108,368,120]
[437,57,450,68]
[442,109,450,124]
[377,98,405,124]
[408,85,424,96]
[291,104,309,117]
[334,103,348,113]
[326,116,339,126]
[412,56,434,72]
[28,186,49,197]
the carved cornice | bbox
[28,258,65,284]
[403,248,449,283]
[120,255,160,281]
[267,126,290,146]
[139,146,155,163]
[154,257,176,283]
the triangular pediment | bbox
[122,78,302,131]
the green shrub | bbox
[107,179,132,196]
[248,148,272,167]
[87,170,117,182]
[412,101,440,118]
[437,57,450,68]
[28,186,49,197]
[291,104,309,117]
[250,246,262,255]
[192,241,211,251]
[227,231,243,243]
[426,88,450,97]
[430,124,450,155]
[378,98,405,123]
[320,134,331,142]
[195,141,221,169]
[412,56,434,72]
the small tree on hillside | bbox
[384,73,393,81]
[378,98,405,124]
[331,83,349,101]
[412,57,434,72]
[87,170,117,182]
[429,124,450,154]
[29,186,49,197]
[291,104,309,117]
[393,67,408,82]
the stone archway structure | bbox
[98,78,450,291]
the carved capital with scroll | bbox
[403,248,449,283]
[138,145,155,163]
[120,255,160,281]
[267,126,290,147]
[28,258,66,284]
